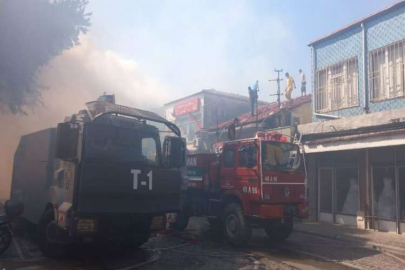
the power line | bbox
[269,68,283,108]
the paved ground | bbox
[294,221,405,251]
[1,218,405,270]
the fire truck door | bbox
[236,145,260,200]
[220,148,236,189]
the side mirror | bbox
[55,123,79,162]
[163,136,186,168]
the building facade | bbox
[300,1,405,233]
[163,89,265,152]
[201,95,312,151]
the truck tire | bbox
[223,203,252,247]
[38,209,66,258]
[0,227,12,255]
[264,218,293,242]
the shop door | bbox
[335,167,359,226]
[319,168,334,223]
[372,166,397,232]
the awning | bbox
[86,101,181,137]
[302,128,405,153]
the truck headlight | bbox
[77,219,96,234]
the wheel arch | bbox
[222,191,249,215]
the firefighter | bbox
[265,143,284,167]
[284,72,296,102]
[228,118,239,141]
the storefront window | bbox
[372,167,396,220]
[319,168,333,213]
[336,168,358,215]
[398,167,405,221]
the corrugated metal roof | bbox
[309,1,405,46]
[207,94,312,130]
[307,128,405,145]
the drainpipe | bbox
[361,23,370,114]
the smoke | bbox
[0,36,169,202]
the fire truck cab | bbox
[176,132,308,246]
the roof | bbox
[86,101,181,137]
[298,106,405,137]
[164,89,267,106]
[207,94,312,131]
[302,127,405,153]
[307,128,405,145]
[309,1,405,46]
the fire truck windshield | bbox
[261,141,300,172]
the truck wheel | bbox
[223,203,252,247]
[264,218,293,242]
[0,227,12,255]
[38,209,66,258]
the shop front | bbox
[305,140,405,233]
[317,150,360,227]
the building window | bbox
[223,149,235,168]
[319,168,333,213]
[335,168,359,216]
[369,40,405,102]
[315,57,359,112]
[238,145,257,167]
[372,167,396,220]
[398,167,405,221]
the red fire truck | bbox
[175,132,308,246]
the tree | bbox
[0,0,91,114]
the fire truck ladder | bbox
[296,133,308,200]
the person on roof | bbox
[248,86,258,116]
[284,72,296,102]
[250,81,259,116]
[228,118,239,141]
[299,69,306,96]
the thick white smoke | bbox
[0,36,169,202]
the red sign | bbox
[174,98,199,116]
[255,132,286,142]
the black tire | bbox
[38,209,66,258]
[264,218,293,242]
[208,218,223,233]
[223,203,252,247]
[0,227,12,255]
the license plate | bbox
[284,205,298,217]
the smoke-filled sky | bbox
[0,0,396,201]
[87,0,392,101]
[0,36,170,201]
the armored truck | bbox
[10,100,185,257]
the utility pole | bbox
[269,68,283,108]
[256,84,259,130]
